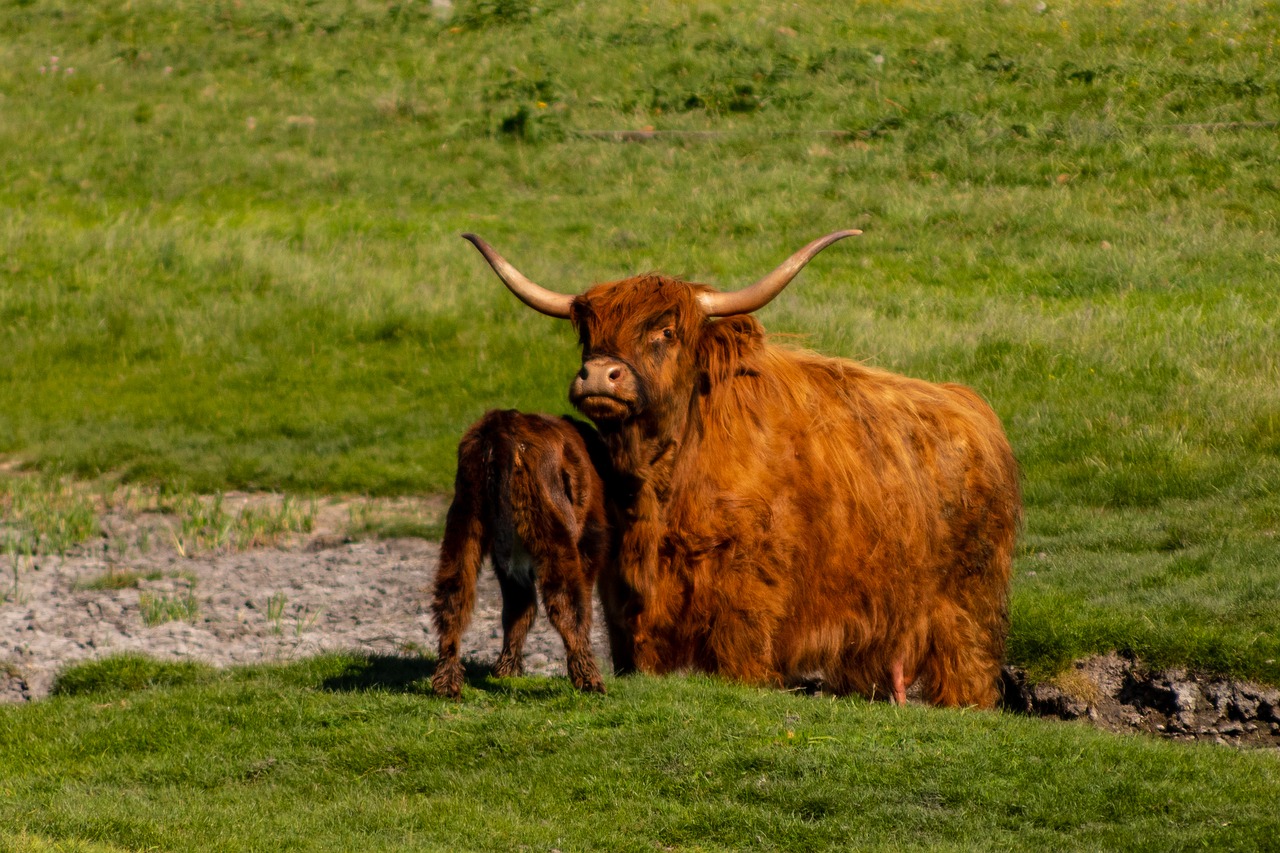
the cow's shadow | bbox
[318,654,573,699]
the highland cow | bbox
[464,232,1021,708]
[430,410,613,698]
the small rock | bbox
[1171,681,1200,714]
[1229,690,1259,721]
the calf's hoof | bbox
[431,659,464,699]
[493,652,525,679]
[569,658,606,694]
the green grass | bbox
[1,476,99,558]
[344,501,447,542]
[161,493,315,555]
[137,590,200,627]
[74,568,163,591]
[0,655,1275,851]
[3,0,1277,497]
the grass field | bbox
[2,655,1279,851]
[1,0,1279,847]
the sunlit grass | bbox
[163,493,316,556]
[0,656,1276,851]
[74,568,162,591]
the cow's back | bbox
[672,345,1019,703]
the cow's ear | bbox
[570,298,594,347]
[696,316,764,390]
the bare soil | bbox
[3,497,1277,751]
[1001,653,1280,749]
[1,496,612,703]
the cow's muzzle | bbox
[570,357,639,422]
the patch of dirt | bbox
[1,497,610,702]
[1002,653,1280,749]
[3,497,1277,752]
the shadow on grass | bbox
[318,653,576,699]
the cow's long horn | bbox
[697,230,862,317]
[462,233,575,319]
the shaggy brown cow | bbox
[430,409,613,698]
[462,232,1021,708]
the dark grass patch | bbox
[51,654,216,697]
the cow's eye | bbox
[651,326,675,347]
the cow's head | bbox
[463,231,859,430]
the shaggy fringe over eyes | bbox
[573,276,707,355]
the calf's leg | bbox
[538,556,605,693]
[492,565,538,679]
[431,498,486,699]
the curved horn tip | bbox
[696,229,862,317]
[459,233,575,320]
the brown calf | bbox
[430,410,612,697]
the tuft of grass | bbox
[6,832,129,853]
[0,476,99,557]
[49,654,214,697]
[266,591,288,635]
[233,496,316,549]
[137,590,200,627]
[167,494,316,556]
[75,568,163,591]
[2,536,34,603]
[345,502,446,542]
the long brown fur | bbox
[430,410,615,698]
[568,275,1021,708]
